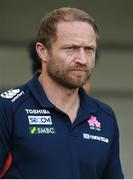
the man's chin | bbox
[63,80,87,89]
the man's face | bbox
[46,21,97,89]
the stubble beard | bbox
[47,63,92,89]
[46,51,93,89]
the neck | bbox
[39,73,80,123]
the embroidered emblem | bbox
[1,89,20,99]
[1,88,24,102]
[87,115,101,131]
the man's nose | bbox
[75,48,87,64]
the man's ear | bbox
[35,42,48,63]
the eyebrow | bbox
[62,44,97,50]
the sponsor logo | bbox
[11,91,24,102]
[87,115,101,131]
[25,109,50,114]
[1,89,24,102]
[83,133,109,143]
[1,89,20,98]
[29,126,55,134]
[28,116,52,125]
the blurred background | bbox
[0,0,133,178]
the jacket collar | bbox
[27,72,99,118]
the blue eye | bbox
[85,47,96,53]
[65,47,74,50]
[66,48,71,50]
[64,47,75,53]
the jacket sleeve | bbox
[0,99,13,173]
[102,113,124,178]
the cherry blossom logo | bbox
[87,115,101,131]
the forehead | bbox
[56,21,96,45]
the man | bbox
[0,7,124,178]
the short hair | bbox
[36,7,99,50]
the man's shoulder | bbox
[0,83,29,111]
[87,95,116,118]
